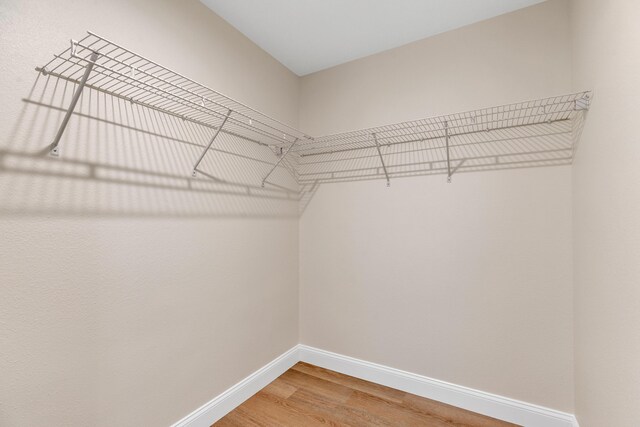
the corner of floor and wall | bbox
[0,0,638,426]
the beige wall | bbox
[4,0,638,424]
[571,1,640,426]
[0,0,299,425]
[299,0,575,412]
[298,0,572,135]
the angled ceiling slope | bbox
[200,0,546,76]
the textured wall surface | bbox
[298,0,572,135]
[299,0,576,412]
[0,0,300,425]
[4,0,638,425]
[571,1,640,426]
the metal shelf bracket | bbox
[445,121,452,183]
[575,94,591,111]
[373,133,390,187]
[192,109,232,177]
[36,33,592,189]
[49,50,99,156]
[262,138,299,187]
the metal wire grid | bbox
[295,92,590,184]
[37,32,312,150]
[35,32,590,191]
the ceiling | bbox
[200,0,546,76]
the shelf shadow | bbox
[1,74,589,218]
[0,74,300,219]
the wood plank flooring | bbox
[213,362,519,427]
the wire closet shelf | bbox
[37,32,591,191]
[294,92,591,186]
[37,31,312,187]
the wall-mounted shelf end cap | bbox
[575,93,591,111]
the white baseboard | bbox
[299,345,578,427]
[170,346,299,427]
[172,344,578,427]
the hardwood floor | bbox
[213,362,519,426]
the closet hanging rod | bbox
[37,32,312,157]
[36,65,267,148]
[296,153,574,185]
[41,32,311,142]
[300,128,573,166]
[83,31,310,139]
[36,32,591,188]
[296,112,576,154]
[46,50,296,146]
[298,117,572,158]
[63,40,298,144]
[293,92,590,153]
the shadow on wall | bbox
[295,94,590,187]
[2,72,589,219]
[0,73,301,219]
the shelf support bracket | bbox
[192,109,232,177]
[49,51,99,156]
[373,133,390,187]
[575,94,590,111]
[262,138,299,187]
[445,121,452,183]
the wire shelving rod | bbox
[36,31,591,190]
